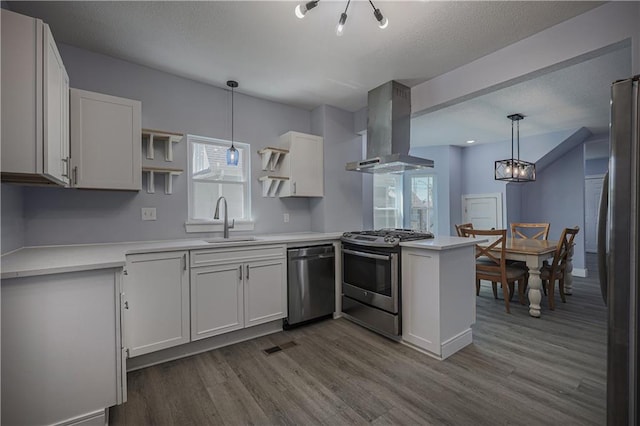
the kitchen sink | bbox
[204,236,259,243]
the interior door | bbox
[462,193,502,230]
[585,176,605,252]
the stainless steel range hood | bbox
[346,81,434,173]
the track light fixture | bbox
[293,0,388,34]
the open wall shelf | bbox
[142,129,183,162]
[142,166,183,194]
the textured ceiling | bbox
[9,1,602,112]
[411,45,632,147]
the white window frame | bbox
[408,173,437,233]
[373,173,404,229]
[185,134,254,233]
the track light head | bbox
[294,0,319,19]
[373,8,388,29]
[336,12,348,36]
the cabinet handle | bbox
[61,158,69,178]
[246,265,250,280]
[73,166,78,185]
[124,300,129,310]
[293,182,296,194]
[239,265,243,281]
[183,253,187,271]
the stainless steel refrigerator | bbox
[598,75,639,425]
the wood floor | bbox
[111,267,606,425]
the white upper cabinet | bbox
[70,88,142,190]
[278,131,324,197]
[1,10,70,186]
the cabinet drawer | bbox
[190,244,285,268]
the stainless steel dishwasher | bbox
[284,245,335,328]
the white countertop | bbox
[1,232,343,279]
[1,233,483,279]
[400,236,485,250]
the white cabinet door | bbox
[190,263,244,340]
[1,269,122,425]
[70,88,142,190]
[1,10,70,185]
[124,251,190,357]
[279,131,324,197]
[244,258,287,327]
[43,23,70,186]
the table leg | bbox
[526,258,543,318]
[563,245,574,295]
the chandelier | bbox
[494,113,536,182]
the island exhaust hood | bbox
[346,80,434,173]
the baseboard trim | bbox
[126,320,283,371]
[441,328,473,360]
[572,268,587,278]
[402,328,473,361]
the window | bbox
[409,174,437,233]
[373,173,403,229]
[372,172,437,232]
[187,135,251,231]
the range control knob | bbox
[343,232,353,238]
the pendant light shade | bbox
[495,113,535,182]
[226,80,239,166]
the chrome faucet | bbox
[214,196,235,238]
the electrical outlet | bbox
[283,213,290,223]
[141,207,157,221]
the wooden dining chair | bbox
[510,223,551,240]
[462,228,527,313]
[541,226,580,310]
[455,223,473,237]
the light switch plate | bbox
[141,207,157,221]
[283,213,290,223]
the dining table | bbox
[478,237,574,318]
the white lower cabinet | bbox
[190,245,287,341]
[191,263,244,339]
[401,245,476,360]
[124,251,190,357]
[1,268,125,426]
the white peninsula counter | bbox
[400,236,483,360]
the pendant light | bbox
[226,80,239,166]
[494,113,536,182]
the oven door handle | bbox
[342,248,393,261]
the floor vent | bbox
[263,341,297,355]
[263,346,282,355]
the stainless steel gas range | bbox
[341,229,434,340]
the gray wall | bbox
[22,44,315,246]
[1,184,24,253]
[310,105,363,232]
[585,158,609,176]
[520,143,586,271]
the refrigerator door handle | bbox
[597,171,609,304]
